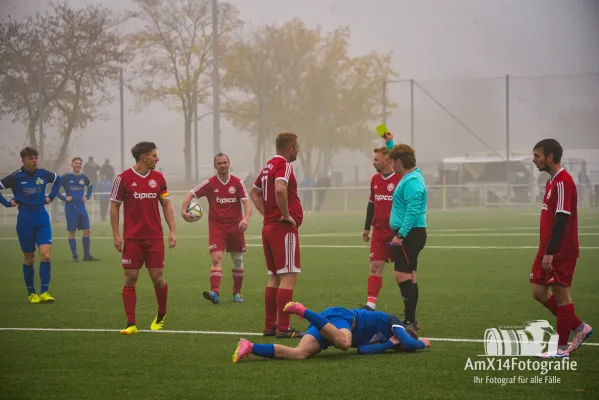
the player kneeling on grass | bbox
[232,302,431,362]
[181,153,252,304]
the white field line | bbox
[0,327,596,347]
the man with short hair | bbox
[362,146,401,311]
[181,153,252,304]
[110,142,177,334]
[389,144,428,331]
[57,157,99,262]
[250,132,304,338]
[0,147,63,303]
[530,139,592,358]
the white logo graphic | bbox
[374,194,393,201]
[132,182,138,187]
[547,189,551,199]
[149,179,157,188]
[214,189,219,193]
[209,244,217,249]
[387,183,395,192]
[373,185,378,190]
[217,197,237,204]
[122,259,132,265]
[133,192,157,199]
[228,186,236,194]
[542,203,549,211]
[483,320,558,356]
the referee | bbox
[389,144,428,331]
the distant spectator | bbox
[315,173,332,212]
[301,176,316,212]
[83,156,100,186]
[96,173,112,221]
[100,159,115,182]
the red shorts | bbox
[208,222,246,253]
[529,257,577,287]
[122,238,165,269]
[370,231,394,263]
[262,222,300,275]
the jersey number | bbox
[261,175,268,201]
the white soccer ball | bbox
[186,202,203,222]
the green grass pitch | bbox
[0,208,598,399]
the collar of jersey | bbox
[131,167,150,178]
[550,168,565,183]
[20,167,37,175]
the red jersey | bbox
[110,168,169,239]
[537,168,579,260]
[254,155,303,227]
[369,172,402,236]
[191,174,249,225]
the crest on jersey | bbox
[547,189,551,199]
[148,179,157,188]
[387,183,395,192]
[228,186,236,194]
[35,177,44,185]
[79,179,84,185]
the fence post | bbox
[442,173,447,211]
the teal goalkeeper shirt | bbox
[390,168,428,237]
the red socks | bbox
[276,288,294,333]
[122,286,136,324]
[209,268,222,294]
[264,286,278,330]
[367,275,383,307]
[232,269,244,295]
[557,303,582,346]
[154,283,168,315]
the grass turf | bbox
[0,208,598,399]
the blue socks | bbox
[82,237,90,257]
[252,344,275,358]
[304,309,329,330]
[68,238,78,258]
[23,264,35,295]
[39,261,51,294]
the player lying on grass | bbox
[232,302,431,362]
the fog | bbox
[1,0,598,187]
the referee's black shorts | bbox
[392,228,427,273]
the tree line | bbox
[0,0,395,181]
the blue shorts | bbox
[16,210,52,253]
[305,307,356,350]
[65,205,90,231]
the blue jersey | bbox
[58,172,93,204]
[306,307,425,353]
[0,168,62,211]
[350,309,402,347]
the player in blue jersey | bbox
[0,147,63,303]
[57,157,99,262]
[232,301,431,362]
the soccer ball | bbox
[186,202,203,222]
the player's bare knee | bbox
[336,337,351,351]
[370,262,384,276]
[231,252,243,270]
[279,273,297,289]
[23,253,35,266]
[39,249,51,262]
[267,275,280,288]
[551,285,571,305]
[83,230,91,237]
[68,231,76,238]
[152,277,166,288]
[124,275,138,286]
[394,271,411,284]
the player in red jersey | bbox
[110,142,177,335]
[181,153,252,304]
[250,132,304,339]
[362,146,402,311]
[530,139,592,358]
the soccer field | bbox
[1,208,598,400]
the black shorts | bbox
[392,228,427,273]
